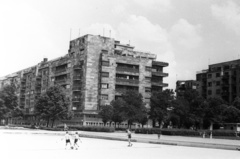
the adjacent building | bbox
[196,59,240,103]
[175,80,197,97]
[0,34,169,126]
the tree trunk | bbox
[51,119,55,128]
[47,119,50,127]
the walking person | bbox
[64,131,72,149]
[73,132,81,150]
[126,129,133,147]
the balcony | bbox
[72,86,81,91]
[116,67,139,74]
[116,78,139,86]
[55,78,68,85]
[73,65,82,70]
[152,71,168,77]
[35,82,41,88]
[72,97,81,102]
[152,61,168,67]
[73,75,81,80]
[151,81,168,87]
[55,68,68,75]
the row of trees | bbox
[149,89,240,129]
[0,84,70,127]
[2,83,240,129]
[99,90,148,128]
[100,89,240,129]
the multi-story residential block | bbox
[196,60,240,103]
[0,34,168,126]
[175,80,197,97]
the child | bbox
[64,131,72,149]
[126,129,133,147]
[73,132,81,150]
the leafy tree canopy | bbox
[35,85,70,127]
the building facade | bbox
[196,60,240,103]
[0,34,168,126]
[175,80,197,97]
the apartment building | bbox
[0,34,168,126]
[175,80,197,97]
[196,60,240,103]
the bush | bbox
[202,130,238,137]
[56,125,115,132]
[135,128,200,136]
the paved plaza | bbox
[0,130,239,159]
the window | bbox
[208,90,212,95]
[216,89,221,95]
[145,66,152,72]
[102,61,110,66]
[145,77,151,82]
[207,74,212,79]
[101,83,109,89]
[145,87,151,93]
[216,81,220,86]
[208,82,212,87]
[216,73,220,77]
[101,94,108,100]
[101,72,109,77]
[102,49,108,54]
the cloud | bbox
[211,1,240,34]
[133,0,172,11]
[170,19,202,49]
[117,15,176,89]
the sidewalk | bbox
[0,127,239,151]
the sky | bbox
[1,0,240,90]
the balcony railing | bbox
[152,71,168,77]
[73,75,81,80]
[152,61,169,67]
[55,68,68,75]
[116,78,139,86]
[55,78,68,85]
[116,67,139,74]
[73,65,82,69]
[72,86,81,91]
[72,98,81,102]
[151,81,168,87]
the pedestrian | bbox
[64,131,72,149]
[126,129,133,147]
[73,132,81,150]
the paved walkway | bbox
[0,127,240,150]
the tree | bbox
[170,98,190,128]
[35,85,70,127]
[222,106,240,123]
[0,98,8,120]
[0,84,22,123]
[203,97,227,129]
[99,105,113,126]
[149,89,174,127]
[232,96,240,110]
[121,90,146,128]
[111,98,126,128]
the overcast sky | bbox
[1,0,240,90]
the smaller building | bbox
[175,80,197,97]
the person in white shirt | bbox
[64,131,72,149]
[73,132,81,149]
